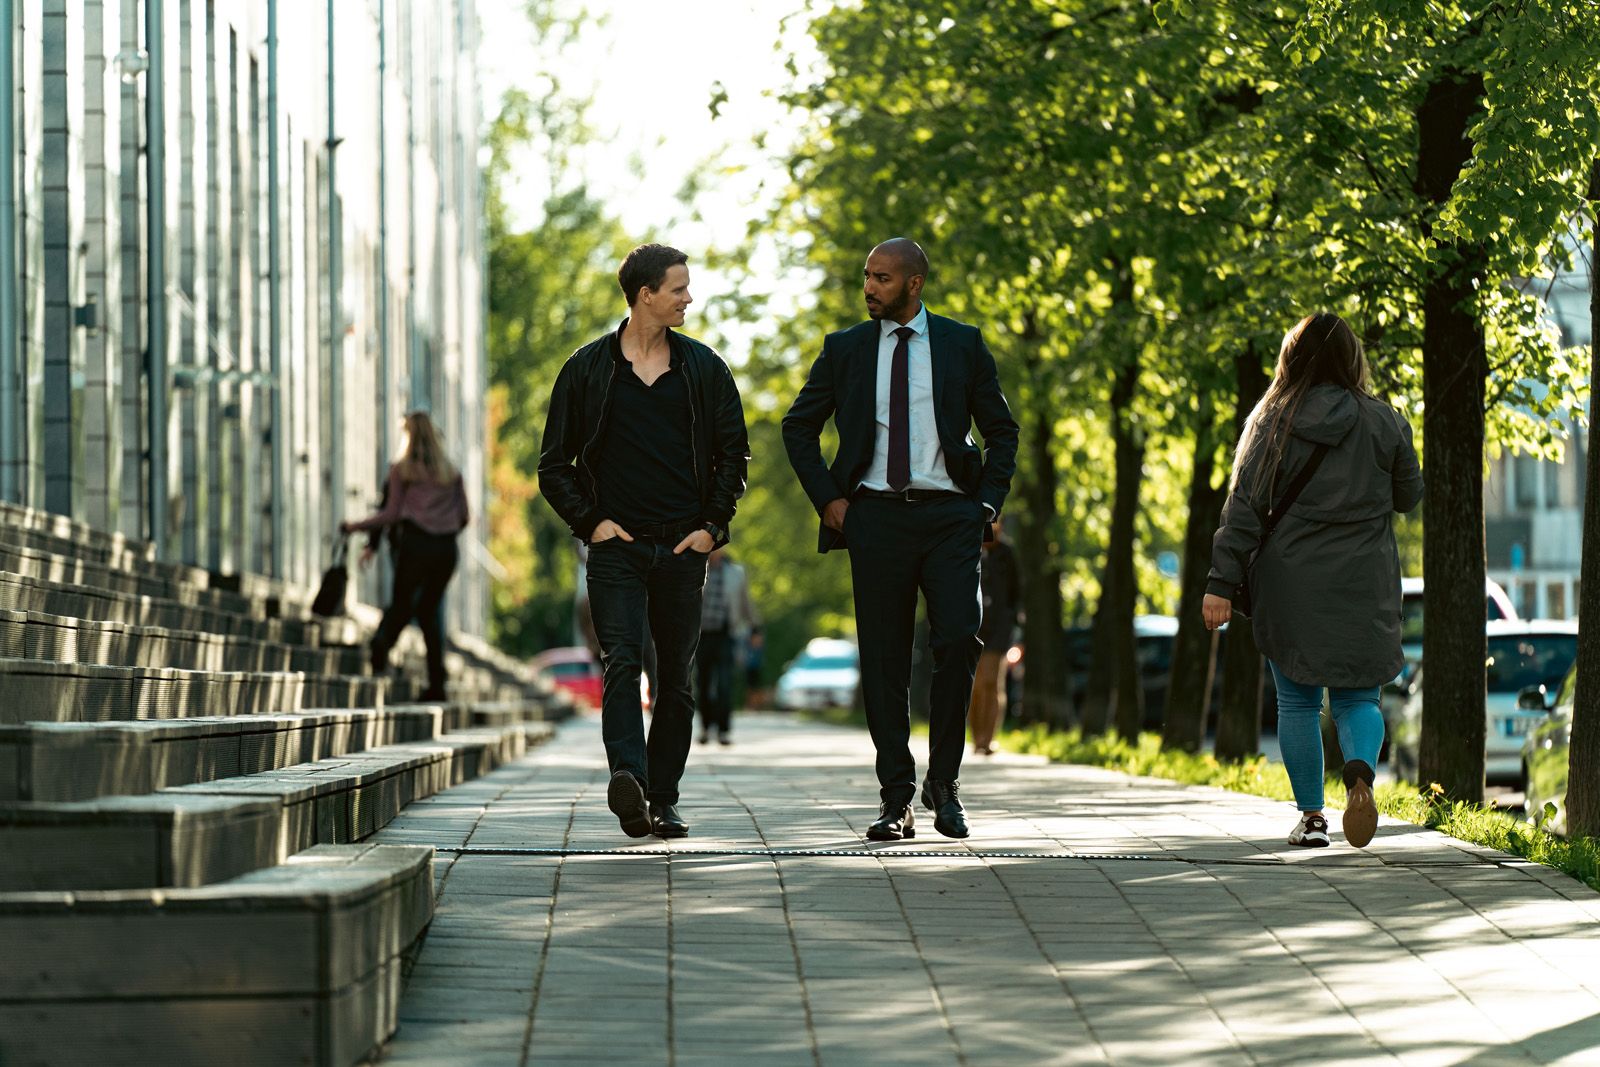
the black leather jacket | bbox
[537,321,750,546]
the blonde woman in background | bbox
[342,410,471,700]
[1204,314,1422,849]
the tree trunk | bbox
[1162,391,1225,752]
[1565,157,1600,838]
[1416,69,1489,803]
[1213,345,1272,761]
[1016,323,1071,727]
[1215,617,1265,760]
[1108,355,1146,740]
[1080,583,1115,735]
[1080,271,1142,738]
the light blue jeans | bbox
[1268,661,1385,812]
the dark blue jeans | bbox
[586,537,708,805]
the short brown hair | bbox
[618,244,689,306]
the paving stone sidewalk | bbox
[369,714,1600,1067]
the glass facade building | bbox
[0,0,491,636]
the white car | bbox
[774,638,860,711]
[1398,575,1518,675]
[1388,620,1579,785]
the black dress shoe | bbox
[607,771,653,839]
[866,802,915,841]
[650,803,689,838]
[921,778,969,839]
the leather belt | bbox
[627,521,700,541]
[853,488,965,503]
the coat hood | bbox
[1289,383,1360,446]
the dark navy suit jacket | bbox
[782,311,1019,553]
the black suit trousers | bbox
[843,494,985,806]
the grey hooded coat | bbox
[1208,383,1424,689]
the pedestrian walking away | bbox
[698,549,760,745]
[538,243,751,840]
[969,524,1021,756]
[1203,312,1423,849]
[341,410,471,702]
[783,237,1019,841]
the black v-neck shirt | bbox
[593,337,701,530]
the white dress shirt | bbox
[858,304,960,494]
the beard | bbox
[866,281,914,321]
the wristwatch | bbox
[702,521,726,543]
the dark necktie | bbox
[887,326,914,492]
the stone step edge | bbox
[0,840,433,997]
[0,705,449,802]
[0,569,311,642]
[0,607,341,669]
[0,541,256,616]
[0,723,547,891]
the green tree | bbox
[483,47,636,655]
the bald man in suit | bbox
[783,239,1019,840]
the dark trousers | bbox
[375,525,458,694]
[587,538,708,805]
[697,629,735,735]
[844,494,984,806]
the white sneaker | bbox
[1288,812,1331,848]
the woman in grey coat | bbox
[1203,313,1423,849]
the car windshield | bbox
[1401,593,1509,642]
[797,655,856,671]
[1485,635,1578,694]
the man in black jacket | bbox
[538,244,750,840]
[782,238,1018,841]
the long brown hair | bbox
[395,411,458,486]
[1233,313,1372,496]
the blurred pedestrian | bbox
[341,410,471,701]
[968,524,1020,755]
[538,243,750,840]
[698,549,760,745]
[743,627,767,709]
[1203,313,1422,849]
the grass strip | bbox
[1000,723,1600,895]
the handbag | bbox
[311,534,350,617]
[1234,442,1331,618]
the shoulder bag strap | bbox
[1262,442,1332,541]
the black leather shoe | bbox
[650,803,689,838]
[921,778,969,839]
[866,802,915,841]
[607,771,653,839]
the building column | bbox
[41,0,83,518]
[81,0,121,531]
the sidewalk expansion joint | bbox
[430,845,1513,869]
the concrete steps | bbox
[0,497,566,1064]
[0,706,446,802]
[1,723,547,891]
[0,842,434,1067]
[0,607,355,673]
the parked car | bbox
[774,638,861,711]
[1382,576,1520,751]
[533,646,604,710]
[1523,660,1578,835]
[1388,620,1579,785]
[531,646,652,710]
[1056,616,1255,730]
[1398,576,1518,678]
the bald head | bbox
[863,238,929,323]
[871,238,930,279]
